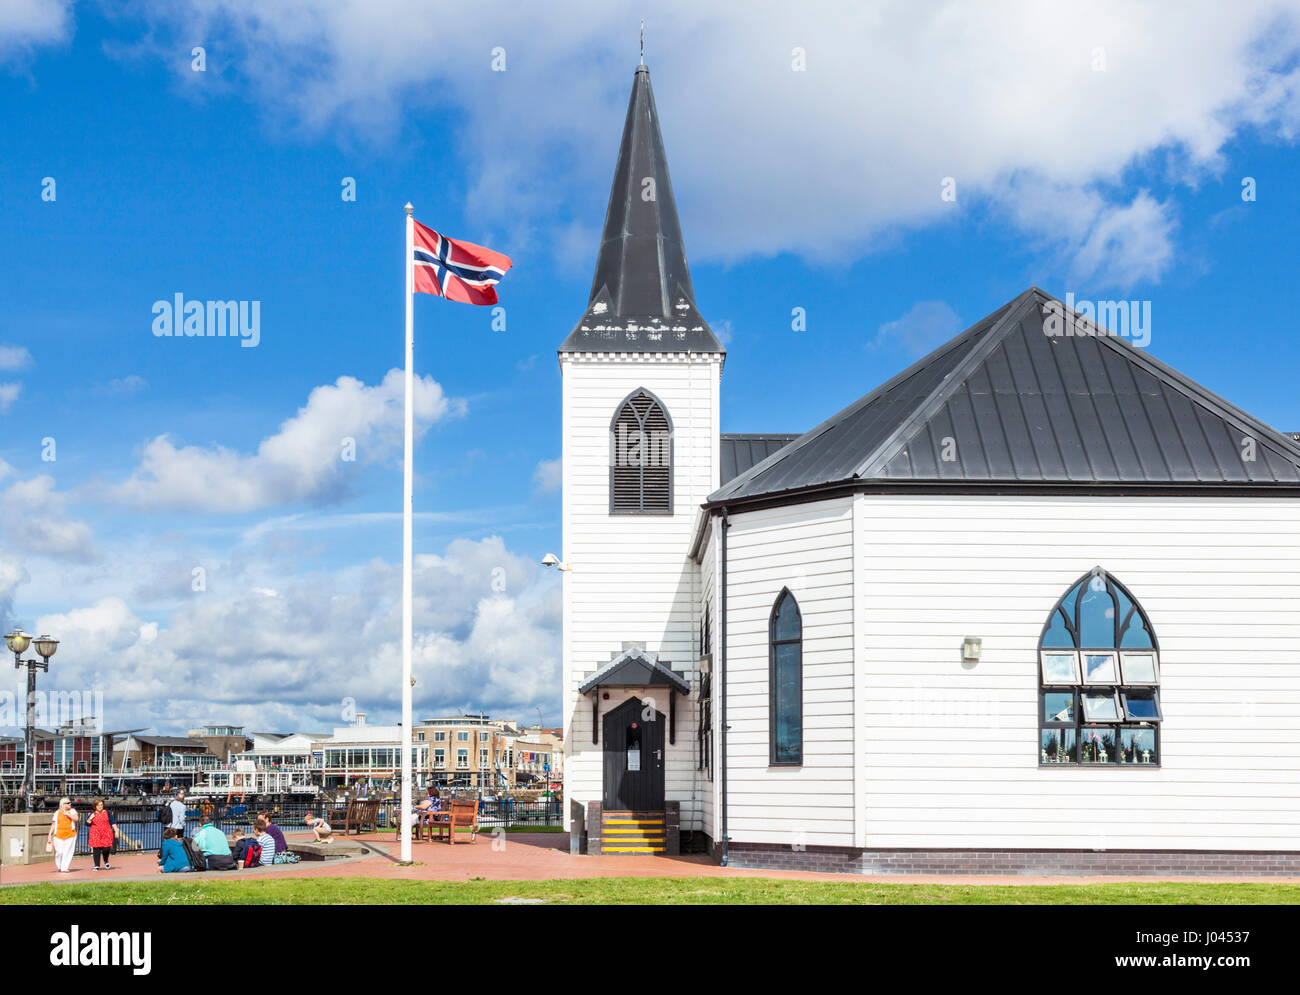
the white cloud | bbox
[15,536,560,733]
[995,179,1178,287]
[99,1,1300,284]
[0,0,70,63]
[0,345,31,371]
[872,301,964,358]
[108,368,465,512]
[0,555,29,630]
[95,374,148,396]
[1,475,96,560]
[531,457,561,495]
[0,345,30,413]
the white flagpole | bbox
[400,202,415,863]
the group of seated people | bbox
[157,809,299,873]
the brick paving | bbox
[1,831,1298,888]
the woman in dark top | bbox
[257,810,287,854]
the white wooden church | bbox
[559,64,1300,874]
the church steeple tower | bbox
[559,65,724,355]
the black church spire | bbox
[559,65,724,354]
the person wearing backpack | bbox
[232,829,262,869]
[165,789,187,836]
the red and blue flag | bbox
[412,220,512,305]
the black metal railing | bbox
[10,791,564,854]
[65,799,325,855]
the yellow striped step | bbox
[599,811,668,853]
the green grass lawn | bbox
[2,877,1297,905]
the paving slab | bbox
[1,832,1297,889]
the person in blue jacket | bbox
[158,828,191,873]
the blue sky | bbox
[1,1,1298,735]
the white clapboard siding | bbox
[698,519,719,839]
[561,354,721,832]
[721,497,857,846]
[858,494,1300,851]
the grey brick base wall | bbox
[664,801,680,855]
[585,802,602,853]
[569,799,586,855]
[722,843,1300,876]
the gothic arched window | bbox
[1039,568,1162,767]
[609,388,673,514]
[770,589,803,766]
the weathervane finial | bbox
[640,19,645,65]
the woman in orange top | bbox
[47,796,79,873]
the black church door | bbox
[602,696,665,811]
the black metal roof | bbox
[119,735,211,750]
[559,65,724,356]
[709,287,1300,504]
[577,645,690,695]
[720,434,801,484]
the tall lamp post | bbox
[5,629,59,812]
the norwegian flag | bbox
[412,220,512,305]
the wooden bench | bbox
[341,799,381,836]
[431,799,479,845]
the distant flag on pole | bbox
[411,220,512,305]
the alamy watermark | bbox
[1044,293,1151,348]
[0,689,103,732]
[613,424,669,468]
[152,294,260,348]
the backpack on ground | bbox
[181,837,208,872]
[205,853,236,871]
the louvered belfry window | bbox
[609,388,673,514]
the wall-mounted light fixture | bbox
[962,637,982,664]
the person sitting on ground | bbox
[256,809,287,855]
[231,829,258,869]
[194,812,235,870]
[253,817,276,865]
[157,828,191,873]
[304,812,333,843]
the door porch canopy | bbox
[579,644,690,745]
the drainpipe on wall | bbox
[719,506,730,866]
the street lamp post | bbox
[5,629,58,813]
